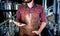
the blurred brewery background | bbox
[0,0,60,36]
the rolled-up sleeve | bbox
[40,8,46,22]
[16,7,21,22]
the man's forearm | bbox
[38,22,47,33]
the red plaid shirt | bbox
[16,4,46,25]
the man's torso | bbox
[17,4,43,36]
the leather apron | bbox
[19,7,39,36]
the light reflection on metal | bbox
[58,1,60,36]
[4,1,12,10]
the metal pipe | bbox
[53,0,58,36]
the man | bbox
[13,0,47,36]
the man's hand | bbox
[13,20,26,27]
[32,30,40,35]
[19,23,26,27]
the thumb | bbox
[32,31,36,33]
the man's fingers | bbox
[19,24,26,27]
[32,31,39,35]
[12,20,26,27]
[32,31,36,33]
